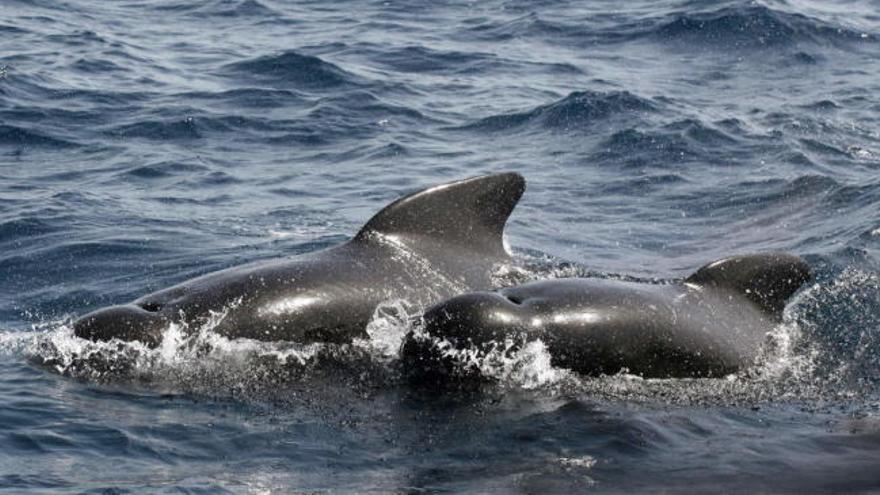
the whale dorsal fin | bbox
[354,172,525,257]
[686,252,811,320]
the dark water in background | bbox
[2,0,880,492]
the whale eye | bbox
[505,294,523,305]
[137,301,163,313]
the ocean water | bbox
[2,0,880,492]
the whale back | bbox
[685,252,811,320]
[354,172,525,258]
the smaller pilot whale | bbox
[74,173,525,347]
[402,253,811,379]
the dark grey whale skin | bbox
[402,253,812,379]
[73,173,526,347]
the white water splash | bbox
[496,340,573,389]
[422,333,572,390]
[359,299,418,359]
[4,300,326,384]
[754,321,816,382]
[558,456,597,469]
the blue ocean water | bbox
[2,0,880,492]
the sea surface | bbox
[2,0,880,492]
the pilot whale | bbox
[402,253,811,379]
[74,173,526,347]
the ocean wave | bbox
[463,12,573,43]
[5,239,161,267]
[106,118,202,141]
[589,118,746,167]
[179,88,307,108]
[120,161,211,180]
[222,50,362,89]
[370,45,582,76]
[457,3,875,51]
[204,0,278,18]
[264,131,329,146]
[0,218,59,244]
[308,91,430,123]
[596,173,688,196]
[455,90,658,133]
[372,45,493,74]
[152,0,279,18]
[221,91,436,144]
[664,118,740,146]
[71,58,128,75]
[0,24,30,35]
[105,112,294,142]
[0,124,80,149]
[592,128,696,166]
[789,51,822,65]
[799,137,851,158]
[363,142,409,160]
[799,99,841,112]
[648,4,875,49]
[45,30,108,47]
[697,175,840,217]
[0,70,150,106]
[823,181,880,209]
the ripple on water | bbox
[455,90,659,133]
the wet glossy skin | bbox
[73,173,525,347]
[403,253,811,379]
[408,279,770,378]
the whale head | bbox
[400,290,534,383]
[73,304,169,347]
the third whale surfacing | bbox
[402,253,812,379]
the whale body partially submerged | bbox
[74,173,526,347]
[402,253,812,379]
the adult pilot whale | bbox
[402,253,811,379]
[74,172,526,347]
